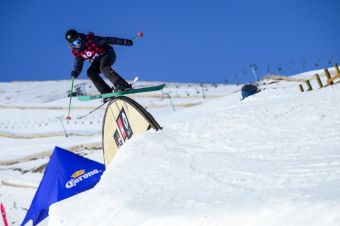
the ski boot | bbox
[113,80,132,92]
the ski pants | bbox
[87,51,127,94]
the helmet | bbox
[65,29,79,43]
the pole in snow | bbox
[200,82,206,99]
[57,116,69,138]
[162,92,176,112]
[1,203,9,226]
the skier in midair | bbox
[65,29,133,94]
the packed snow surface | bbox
[47,70,340,226]
[1,70,340,226]
[0,79,238,225]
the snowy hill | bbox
[44,70,340,226]
[0,79,238,225]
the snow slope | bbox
[0,80,237,225]
[48,71,340,226]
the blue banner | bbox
[21,146,105,226]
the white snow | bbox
[0,79,237,225]
[1,71,340,226]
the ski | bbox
[78,84,166,101]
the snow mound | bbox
[49,71,340,226]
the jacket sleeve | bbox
[96,35,127,46]
[73,56,84,74]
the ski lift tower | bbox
[249,63,258,81]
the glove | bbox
[123,39,133,46]
[71,70,79,79]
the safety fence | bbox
[299,64,340,92]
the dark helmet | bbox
[65,29,80,43]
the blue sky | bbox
[1,0,340,83]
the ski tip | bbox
[130,76,139,85]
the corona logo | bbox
[65,169,102,189]
[71,170,85,178]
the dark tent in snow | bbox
[241,84,258,100]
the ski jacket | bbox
[70,32,129,74]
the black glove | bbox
[71,70,79,79]
[123,39,133,46]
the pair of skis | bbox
[66,78,166,120]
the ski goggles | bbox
[70,38,81,48]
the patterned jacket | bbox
[70,32,129,74]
